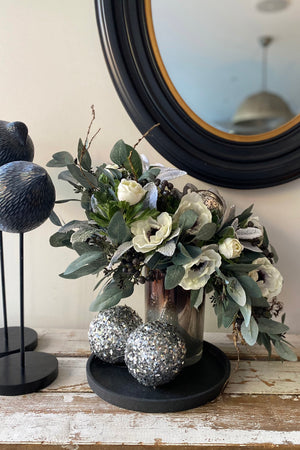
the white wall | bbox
[0,0,299,334]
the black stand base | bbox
[0,326,38,357]
[0,351,58,395]
[87,341,230,413]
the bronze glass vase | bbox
[145,270,205,367]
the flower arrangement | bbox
[47,112,296,362]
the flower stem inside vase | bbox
[145,270,205,367]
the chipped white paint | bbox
[0,329,299,448]
[36,328,300,360]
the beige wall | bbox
[0,0,299,334]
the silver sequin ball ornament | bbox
[88,305,142,364]
[125,321,186,387]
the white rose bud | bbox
[117,179,146,206]
[131,212,172,253]
[219,238,243,259]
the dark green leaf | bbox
[262,226,269,247]
[259,332,272,358]
[270,244,279,263]
[178,210,198,231]
[77,138,92,171]
[49,210,62,226]
[55,199,80,204]
[107,211,131,245]
[124,145,143,178]
[219,226,235,240]
[58,170,81,188]
[110,140,128,166]
[164,265,185,289]
[236,204,254,224]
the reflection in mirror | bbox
[151,0,300,135]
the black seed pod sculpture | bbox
[0,123,38,359]
[0,161,55,233]
[0,124,58,395]
[0,121,34,166]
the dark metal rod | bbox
[0,231,8,346]
[20,233,25,370]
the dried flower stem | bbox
[133,123,160,149]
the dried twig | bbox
[133,123,160,149]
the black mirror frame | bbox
[95,0,300,189]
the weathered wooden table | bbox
[0,329,299,449]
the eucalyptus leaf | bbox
[49,231,73,248]
[89,280,134,311]
[222,300,239,328]
[178,210,198,231]
[241,316,259,346]
[240,299,252,327]
[226,277,246,306]
[257,317,289,335]
[62,251,107,277]
[108,211,131,245]
[164,265,185,290]
[195,222,217,241]
[274,341,297,361]
[190,289,204,308]
[58,170,80,188]
[58,220,90,233]
[47,151,74,167]
[224,263,261,275]
[237,275,264,301]
[67,164,98,189]
[138,167,160,182]
[219,226,235,240]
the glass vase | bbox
[145,270,205,367]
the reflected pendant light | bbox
[233,36,294,131]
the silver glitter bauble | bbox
[125,321,186,387]
[88,305,142,364]
[198,189,225,217]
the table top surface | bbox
[0,329,299,449]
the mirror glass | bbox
[151,0,300,135]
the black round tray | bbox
[86,341,230,413]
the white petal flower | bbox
[249,257,283,298]
[173,192,212,234]
[131,212,172,253]
[117,179,146,205]
[179,245,222,290]
[219,238,244,259]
